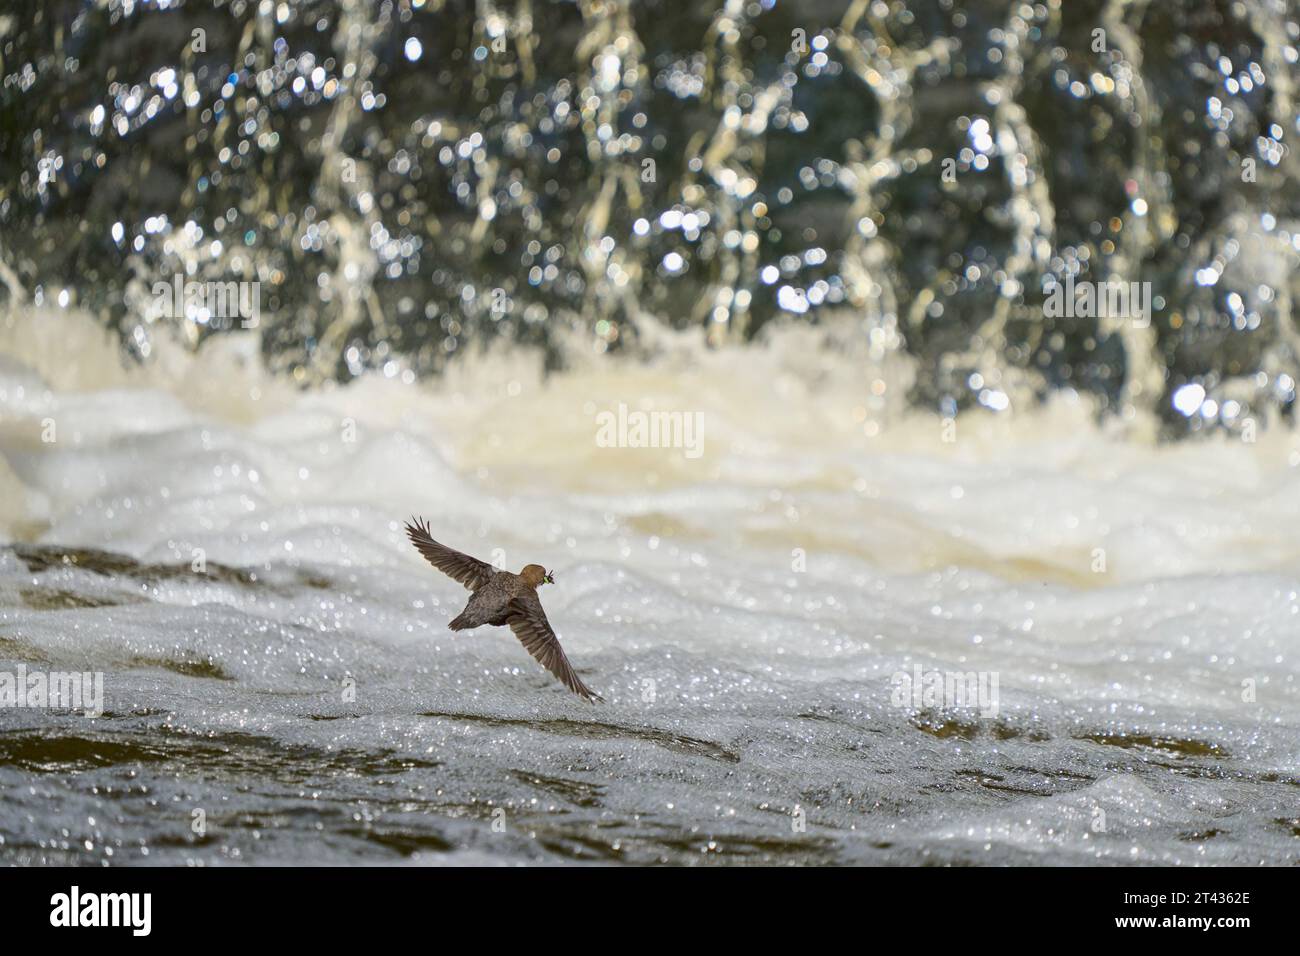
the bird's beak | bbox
[544,570,555,584]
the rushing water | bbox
[2,0,1298,429]
[0,0,1298,865]
[0,310,1297,865]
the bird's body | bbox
[447,572,517,631]
[404,517,603,703]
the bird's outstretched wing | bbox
[404,517,497,591]
[506,593,603,703]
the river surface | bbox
[0,309,1296,865]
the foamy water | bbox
[0,309,1296,865]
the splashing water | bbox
[1,0,1298,432]
[0,309,1297,864]
[1,0,1299,866]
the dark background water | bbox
[1,0,1297,431]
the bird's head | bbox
[521,564,554,587]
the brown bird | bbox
[404,517,603,703]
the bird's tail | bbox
[448,611,474,631]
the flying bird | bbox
[404,517,604,703]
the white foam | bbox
[0,307,1296,865]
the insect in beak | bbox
[544,570,555,584]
